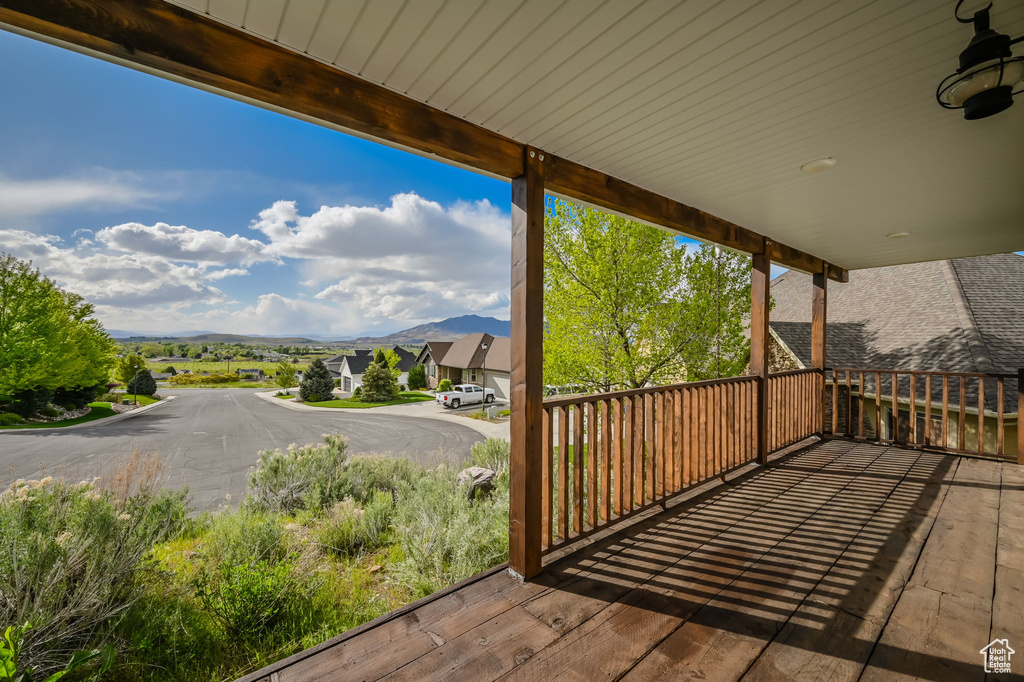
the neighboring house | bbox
[326,347,417,392]
[770,253,1022,455]
[417,333,511,400]
[238,368,265,378]
[417,341,454,389]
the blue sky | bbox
[0,28,751,338]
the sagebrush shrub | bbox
[247,434,349,513]
[0,477,186,676]
[340,456,416,503]
[471,438,511,473]
[202,510,285,567]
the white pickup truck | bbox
[435,384,495,409]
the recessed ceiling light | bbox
[886,231,911,239]
[800,157,837,174]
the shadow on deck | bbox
[243,440,1023,681]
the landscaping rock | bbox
[457,466,496,501]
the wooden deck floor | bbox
[246,440,1024,682]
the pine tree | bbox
[360,358,398,402]
[129,368,158,396]
[298,358,335,402]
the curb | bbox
[252,390,510,440]
[0,396,177,434]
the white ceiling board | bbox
[163,0,1024,270]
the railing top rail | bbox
[828,367,1018,380]
[542,374,757,409]
[768,368,819,378]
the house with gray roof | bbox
[416,333,511,399]
[769,253,1021,454]
[327,347,417,393]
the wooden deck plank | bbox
[619,445,918,681]
[989,462,1024,682]
[501,444,883,681]
[515,445,847,640]
[741,451,959,681]
[860,456,1001,681]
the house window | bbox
[428,364,436,378]
[466,369,478,383]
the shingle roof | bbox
[769,253,1023,411]
[341,346,417,376]
[416,341,453,366]
[437,334,511,372]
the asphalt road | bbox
[0,389,484,510]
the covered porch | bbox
[242,438,1023,681]
[1,1,1022,680]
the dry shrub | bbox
[100,450,165,508]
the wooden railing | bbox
[540,375,771,553]
[825,368,1022,462]
[767,369,820,452]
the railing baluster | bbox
[977,377,985,455]
[941,375,949,449]
[598,399,606,520]
[645,392,655,502]
[613,397,623,517]
[875,372,882,442]
[573,401,584,534]
[892,372,899,443]
[542,407,551,550]
[959,376,967,451]
[587,401,598,528]
[558,405,569,542]
[845,371,852,437]
[909,373,917,444]
[997,378,1005,457]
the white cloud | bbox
[0,174,163,216]
[97,222,272,266]
[0,229,225,307]
[206,268,250,280]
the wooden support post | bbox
[751,251,771,464]
[1018,368,1023,466]
[811,267,827,435]
[509,148,544,580]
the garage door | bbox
[486,373,510,400]
[343,376,351,392]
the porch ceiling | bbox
[165,0,1024,270]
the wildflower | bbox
[225,493,232,501]
[55,531,72,547]
[39,476,53,486]
[117,512,132,521]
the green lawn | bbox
[118,394,160,406]
[275,394,295,400]
[0,402,118,430]
[146,360,307,373]
[306,392,433,409]
[163,381,266,389]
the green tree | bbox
[543,200,751,391]
[407,364,427,390]
[360,357,397,402]
[298,358,334,402]
[115,355,148,388]
[0,253,117,398]
[274,360,298,390]
[128,368,157,397]
[379,348,402,381]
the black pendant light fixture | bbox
[936,1,1024,119]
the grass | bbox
[164,381,266,389]
[119,394,160,406]
[146,360,307,373]
[306,392,433,409]
[275,394,295,400]
[0,402,118,430]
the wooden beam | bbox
[751,252,771,464]
[545,154,847,282]
[509,148,545,580]
[1018,368,1023,466]
[0,0,847,282]
[812,268,827,434]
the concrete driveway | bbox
[0,388,484,510]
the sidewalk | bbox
[253,391,510,440]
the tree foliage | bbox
[543,201,751,391]
[129,369,158,396]
[298,358,334,402]
[360,358,398,402]
[407,364,427,390]
[115,355,148,388]
[274,360,297,390]
[0,253,117,399]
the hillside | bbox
[336,315,510,344]
[113,332,319,344]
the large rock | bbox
[457,466,496,501]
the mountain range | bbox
[110,315,510,346]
